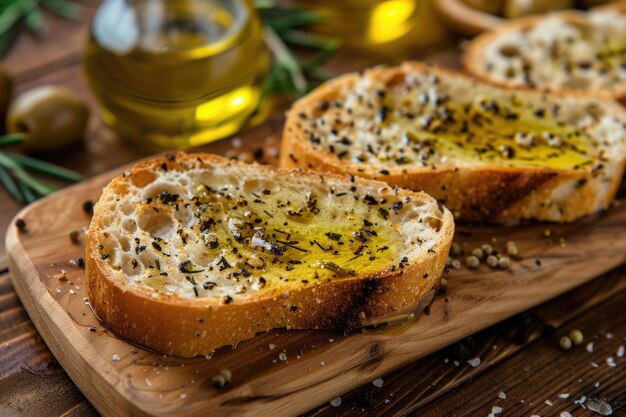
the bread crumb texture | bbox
[92,154,448,301]
[471,8,626,93]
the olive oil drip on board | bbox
[84,0,269,149]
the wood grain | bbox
[5,148,626,416]
[304,267,626,416]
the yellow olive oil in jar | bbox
[291,0,451,59]
[84,0,269,149]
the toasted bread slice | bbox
[280,62,626,223]
[86,152,453,357]
[464,2,626,103]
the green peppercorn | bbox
[69,229,80,243]
[466,255,480,269]
[471,248,484,259]
[560,336,572,350]
[570,329,584,345]
[498,256,511,269]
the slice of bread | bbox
[280,62,626,223]
[86,152,454,357]
[464,2,626,103]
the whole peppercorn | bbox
[570,329,584,345]
[69,229,80,243]
[471,248,484,259]
[506,241,518,256]
[498,256,511,269]
[560,336,572,350]
[76,257,85,268]
[15,218,26,232]
[212,373,226,389]
[486,255,499,268]
[212,369,232,388]
[466,255,480,269]
[481,244,494,256]
[450,242,461,256]
[82,200,94,215]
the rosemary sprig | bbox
[0,134,83,204]
[0,0,83,57]
[255,0,341,102]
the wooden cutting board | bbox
[6,128,626,417]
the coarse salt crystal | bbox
[269,344,276,350]
[606,333,613,339]
[492,406,503,415]
[467,357,481,367]
[560,412,571,417]
[559,393,570,399]
[330,397,341,407]
[498,391,506,399]
[591,362,599,368]
[112,354,121,361]
[179,393,187,399]
[545,400,553,406]
[278,352,287,361]
[372,378,384,388]
[606,357,616,367]
[69,289,75,295]
[617,345,624,358]
[586,342,594,353]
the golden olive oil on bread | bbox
[281,62,626,223]
[86,153,454,356]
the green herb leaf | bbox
[0,133,26,147]
[0,151,57,197]
[7,152,84,183]
[0,164,24,204]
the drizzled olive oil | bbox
[84,0,269,149]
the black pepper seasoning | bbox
[15,218,26,232]
[82,200,94,215]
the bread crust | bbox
[86,153,454,357]
[280,61,626,223]
[463,4,626,104]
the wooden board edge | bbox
[5,170,626,417]
[5,212,149,417]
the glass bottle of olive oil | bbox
[84,0,269,149]
[291,0,451,59]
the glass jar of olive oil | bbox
[84,0,269,149]
[291,0,451,59]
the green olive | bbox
[7,86,89,151]
[0,65,13,120]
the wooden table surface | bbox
[1,4,625,417]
